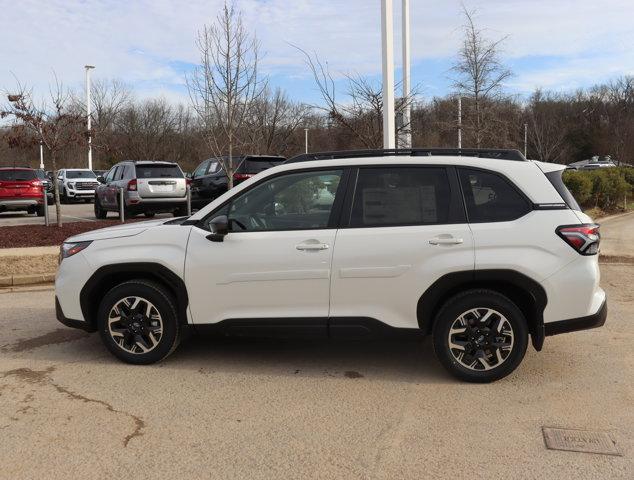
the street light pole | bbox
[458,96,462,149]
[524,123,528,158]
[85,65,95,170]
[381,0,395,149]
[304,128,309,154]
[400,0,411,149]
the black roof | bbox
[286,148,527,164]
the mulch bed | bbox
[0,219,146,248]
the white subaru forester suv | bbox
[55,149,606,382]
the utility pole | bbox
[304,128,309,154]
[457,96,462,149]
[381,0,395,149]
[524,123,528,158]
[400,0,411,149]
[85,65,95,170]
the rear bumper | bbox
[0,198,41,210]
[127,196,187,212]
[544,298,607,336]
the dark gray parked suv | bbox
[94,161,188,218]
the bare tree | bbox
[245,87,310,154]
[295,46,417,149]
[1,76,84,226]
[452,8,512,148]
[187,1,264,188]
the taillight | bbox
[127,178,137,191]
[233,173,252,181]
[556,224,600,255]
[186,178,192,185]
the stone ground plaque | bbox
[542,427,622,456]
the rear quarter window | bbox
[546,170,581,211]
[459,168,531,223]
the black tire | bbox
[94,197,108,219]
[432,289,528,383]
[173,206,188,217]
[144,212,156,218]
[36,205,46,217]
[97,280,181,364]
[60,189,68,204]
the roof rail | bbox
[285,148,527,164]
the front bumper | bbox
[544,298,607,336]
[55,296,96,332]
[66,189,95,198]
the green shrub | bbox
[563,167,633,211]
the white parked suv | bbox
[57,169,100,203]
[55,149,607,382]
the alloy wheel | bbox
[107,296,164,354]
[447,307,514,371]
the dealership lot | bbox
[0,264,631,479]
[0,203,173,227]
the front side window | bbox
[459,168,531,222]
[105,167,117,183]
[217,169,343,232]
[193,161,209,178]
[349,167,452,227]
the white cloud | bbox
[1,0,632,102]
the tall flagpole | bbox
[381,0,395,149]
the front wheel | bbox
[432,290,528,383]
[97,280,181,364]
[173,206,188,217]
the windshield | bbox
[0,169,38,181]
[135,164,183,178]
[66,170,97,179]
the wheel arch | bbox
[80,263,189,329]
[417,269,547,351]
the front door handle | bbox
[296,241,329,251]
[429,235,463,245]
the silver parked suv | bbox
[94,160,188,218]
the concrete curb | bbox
[0,273,56,287]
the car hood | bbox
[64,218,173,243]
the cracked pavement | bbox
[0,266,632,479]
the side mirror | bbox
[206,215,229,242]
[96,175,105,183]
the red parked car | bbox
[0,167,46,216]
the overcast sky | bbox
[2,0,633,105]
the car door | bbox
[100,166,118,208]
[185,168,348,330]
[329,166,474,330]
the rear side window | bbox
[349,167,453,227]
[135,164,183,179]
[459,168,531,223]
[236,157,285,174]
[0,169,37,181]
[546,170,581,211]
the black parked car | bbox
[35,169,54,201]
[190,155,286,209]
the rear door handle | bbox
[429,236,463,245]
[296,242,329,251]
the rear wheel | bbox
[97,280,181,364]
[94,197,107,219]
[36,205,45,217]
[432,289,528,383]
[144,212,156,218]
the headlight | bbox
[68,182,76,189]
[60,241,92,261]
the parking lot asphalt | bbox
[0,203,173,227]
[0,264,631,479]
